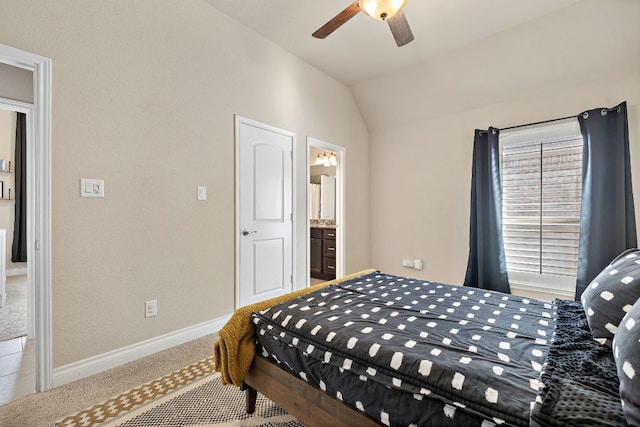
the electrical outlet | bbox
[197,186,207,201]
[145,300,157,318]
[403,259,423,270]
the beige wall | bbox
[352,0,640,132]
[0,0,369,367]
[365,0,640,294]
[368,70,640,289]
[0,62,32,104]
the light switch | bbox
[80,178,105,198]
[197,186,206,201]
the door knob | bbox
[242,229,258,236]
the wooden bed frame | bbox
[243,355,382,426]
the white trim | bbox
[52,314,231,388]
[291,128,299,292]
[500,118,581,144]
[508,270,576,298]
[0,97,33,113]
[0,44,52,393]
[510,280,575,299]
[234,115,296,308]
[306,137,346,286]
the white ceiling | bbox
[204,0,582,86]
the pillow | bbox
[581,248,640,347]
[612,297,640,426]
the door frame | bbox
[306,137,345,284]
[0,44,53,392]
[234,115,296,309]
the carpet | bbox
[0,278,27,342]
[55,357,303,427]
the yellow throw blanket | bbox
[213,269,376,386]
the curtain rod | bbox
[500,114,576,132]
[492,105,622,133]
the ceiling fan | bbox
[312,0,414,47]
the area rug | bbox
[0,278,27,342]
[55,357,303,427]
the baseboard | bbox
[52,314,231,388]
[7,267,27,276]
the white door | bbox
[236,116,294,308]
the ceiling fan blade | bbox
[387,9,414,47]
[312,1,361,39]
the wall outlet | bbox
[145,300,157,318]
[197,186,207,201]
[403,259,423,270]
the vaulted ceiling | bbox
[205,0,640,130]
[205,0,581,86]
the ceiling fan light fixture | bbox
[359,0,407,21]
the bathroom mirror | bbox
[309,147,336,220]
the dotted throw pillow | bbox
[581,248,640,347]
[612,297,640,426]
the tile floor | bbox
[0,335,35,405]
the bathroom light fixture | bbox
[315,151,337,167]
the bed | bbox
[214,264,640,426]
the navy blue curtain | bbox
[12,112,27,263]
[575,102,636,299]
[464,128,510,293]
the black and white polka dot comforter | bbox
[252,272,555,426]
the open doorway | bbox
[307,138,345,287]
[0,44,53,400]
[0,105,33,404]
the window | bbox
[499,120,583,297]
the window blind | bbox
[500,120,583,278]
